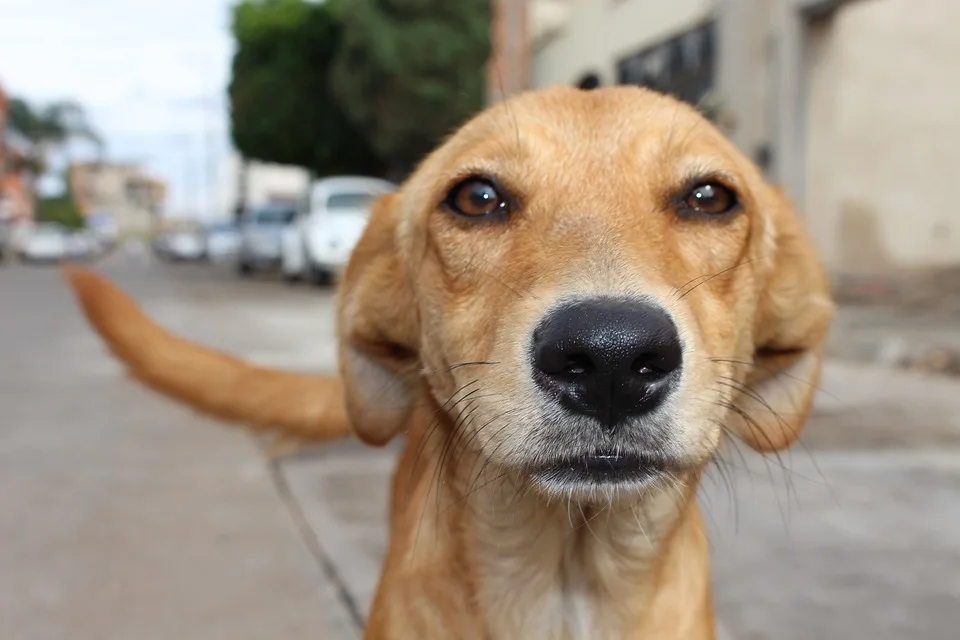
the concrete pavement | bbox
[706,361,960,640]
[2,254,959,639]
[0,259,358,640]
[827,304,960,374]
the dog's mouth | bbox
[531,451,666,488]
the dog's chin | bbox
[524,451,678,501]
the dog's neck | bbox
[465,459,711,640]
[392,405,715,640]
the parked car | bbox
[86,212,119,251]
[237,203,298,276]
[65,230,97,261]
[0,221,10,262]
[202,221,241,262]
[152,232,172,258]
[154,227,206,261]
[18,224,69,263]
[281,176,395,285]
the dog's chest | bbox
[476,527,652,640]
[479,555,602,640]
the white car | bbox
[169,230,206,261]
[0,221,11,262]
[236,203,298,275]
[86,212,119,250]
[203,222,241,262]
[19,224,68,263]
[281,176,395,285]
[65,230,97,261]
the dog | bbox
[65,85,834,639]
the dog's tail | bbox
[62,266,351,442]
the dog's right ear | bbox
[728,187,835,453]
[336,193,420,446]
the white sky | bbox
[0,0,236,217]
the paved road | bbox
[2,254,959,639]
[0,256,356,640]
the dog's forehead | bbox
[493,86,695,127]
[424,86,739,184]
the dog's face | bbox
[338,87,833,501]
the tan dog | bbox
[66,86,833,639]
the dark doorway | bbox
[576,73,602,90]
[616,21,716,109]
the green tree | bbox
[37,195,85,229]
[329,0,491,180]
[7,97,102,225]
[7,98,103,174]
[228,0,383,183]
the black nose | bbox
[531,298,682,429]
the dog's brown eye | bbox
[446,178,507,218]
[683,182,738,216]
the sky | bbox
[0,0,237,218]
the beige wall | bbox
[804,0,960,271]
[214,155,309,222]
[520,0,960,273]
[530,0,715,88]
[72,163,166,236]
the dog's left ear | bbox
[729,188,835,452]
[336,193,421,446]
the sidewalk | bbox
[6,261,957,640]
[828,270,960,375]
[280,360,960,640]
[0,265,360,640]
[0,377,360,640]
[827,304,960,375]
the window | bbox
[616,21,716,112]
[326,192,376,212]
[254,205,296,225]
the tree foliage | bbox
[37,195,85,229]
[228,0,383,178]
[36,167,85,230]
[227,0,491,182]
[330,0,491,178]
[7,97,103,175]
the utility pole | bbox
[181,132,193,219]
[234,158,248,223]
[203,91,217,221]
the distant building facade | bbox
[490,0,960,274]
[68,162,167,236]
[0,83,35,224]
[215,154,310,222]
[0,84,7,193]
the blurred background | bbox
[1,1,959,639]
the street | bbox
[2,255,959,639]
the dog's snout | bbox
[532,298,682,428]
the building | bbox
[0,83,6,189]
[214,153,310,223]
[490,0,960,275]
[0,82,35,224]
[68,162,167,236]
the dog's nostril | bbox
[632,359,657,376]
[631,354,676,377]
[535,347,595,376]
[563,354,593,375]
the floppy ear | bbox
[729,188,835,452]
[336,193,421,446]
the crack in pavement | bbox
[268,457,366,634]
